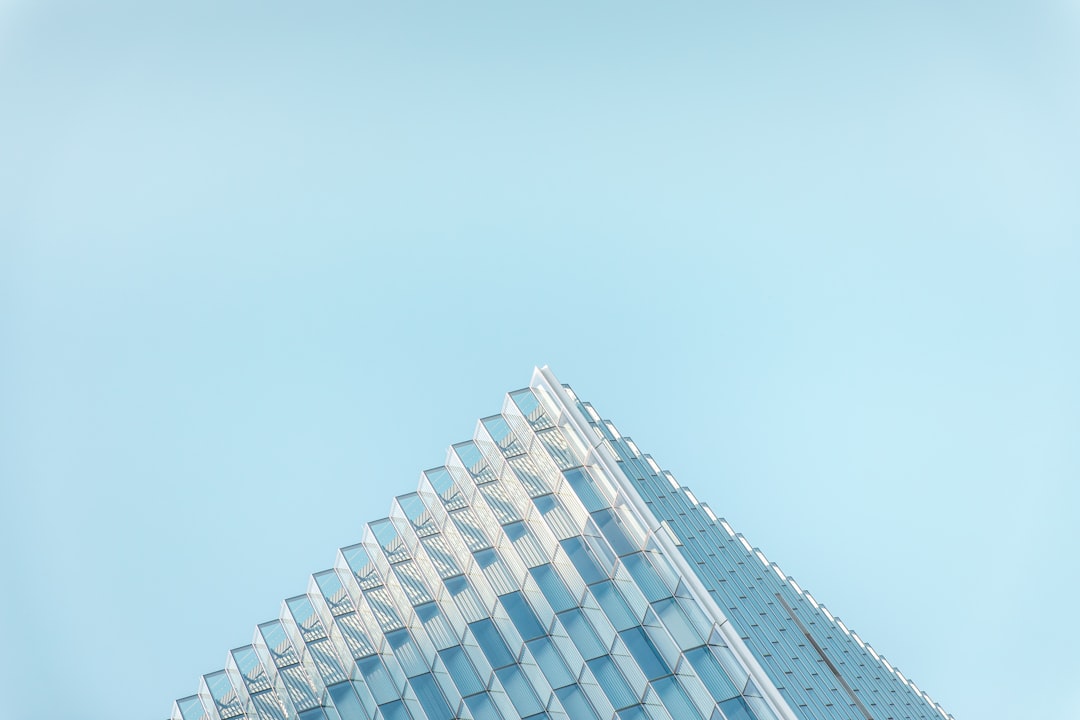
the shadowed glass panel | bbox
[438,646,485,697]
[329,682,369,720]
[620,627,671,680]
[501,591,546,641]
[410,673,454,720]
[555,685,600,720]
[468,619,515,669]
[718,697,757,720]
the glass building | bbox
[171,367,952,720]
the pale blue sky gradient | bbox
[1,3,1078,719]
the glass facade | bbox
[171,368,952,720]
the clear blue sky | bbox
[1,2,1077,719]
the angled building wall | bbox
[171,367,951,720]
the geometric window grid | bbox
[170,367,952,720]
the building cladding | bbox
[172,368,952,720]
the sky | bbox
[1,2,1078,719]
